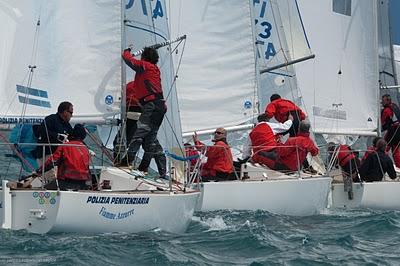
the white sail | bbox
[395,45,400,85]
[254,0,313,116]
[0,0,121,124]
[378,0,397,87]
[294,0,379,135]
[169,0,258,133]
[125,0,183,155]
[393,45,400,83]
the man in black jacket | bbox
[359,139,397,182]
[34,101,73,157]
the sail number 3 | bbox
[254,0,276,60]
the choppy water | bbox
[1,209,400,265]
[1,133,400,265]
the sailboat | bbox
[291,0,400,210]
[168,0,332,216]
[0,0,200,234]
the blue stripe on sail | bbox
[18,96,51,108]
[16,85,49,98]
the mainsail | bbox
[0,1,121,124]
[294,0,379,135]
[169,0,258,133]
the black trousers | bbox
[127,100,167,176]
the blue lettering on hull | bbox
[86,196,150,205]
[98,207,135,220]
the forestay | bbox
[294,0,379,135]
[169,0,258,133]
[0,0,121,124]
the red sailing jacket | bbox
[337,145,355,167]
[276,132,319,171]
[381,105,394,130]
[265,98,306,123]
[122,50,163,103]
[249,122,277,154]
[195,140,233,176]
[42,140,90,181]
[126,81,140,107]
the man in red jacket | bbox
[248,113,293,169]
[265,94,306,137]
[328,143,360,182]
[274,121,318,172]
[37,124,90,190]
[121,46,167,178]
[381,94,400,167]
[193,128,234,181]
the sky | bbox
[390,0,400,44]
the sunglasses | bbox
[214,131,224,134]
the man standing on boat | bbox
[121,47,167,178]
[34,101,73,158]
[265,94,306,137]
[245,113,293,169]
[381,94,400,168]
[113,81,153,174]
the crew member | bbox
[193,128,234,181]
[121,46,167,178]
[265,94,306,137]
[37,124,90,190]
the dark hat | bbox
[72,124,86,140]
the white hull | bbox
[330,182,400,210]
[197,177,332,216]
[0,167,200,234]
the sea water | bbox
[1,209,400,265]
[1,134,400,265]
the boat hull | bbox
[331,182,400,210]
[1,181,199,234]
[197,177,332,216]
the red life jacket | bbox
[249,122,277,154]
[195,140,233,176]
[44,140,90,181]
[122,50,163,103]
[265,98,306,123]
[337,145,355,167]
[276,132,319,171]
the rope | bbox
[164,150,199,162]
[0,132,36,172]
